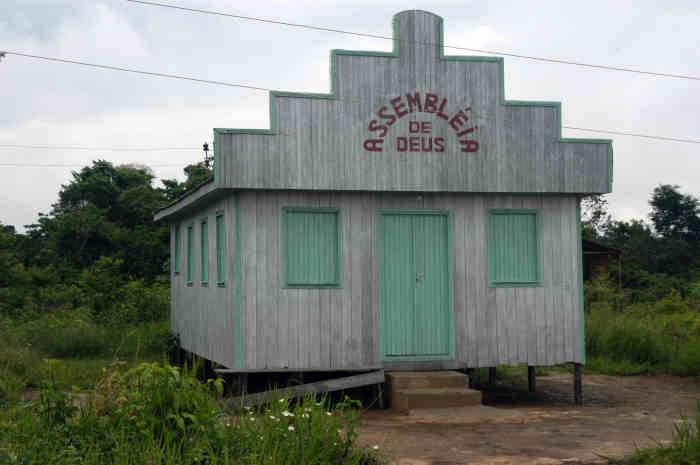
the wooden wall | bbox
[215,10,612,194]
[170,196,238,368]
[171,190,584,370]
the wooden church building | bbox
[155,10,613,386]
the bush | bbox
[0,361,384,465]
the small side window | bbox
[283,207,342,288]
[488,209,540,287]
[216,214,225,285]
[201,219,209,284]
[186,224,194,285]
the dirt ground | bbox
[358,372,699,465]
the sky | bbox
[1,0,699,231]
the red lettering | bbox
[456,125,478,138]
[424,93,439,113]
[378,105,396,126]
[396,137,408,152]
[409,121,421,133]
[368,120,388,138]
[364,139,384,152]
[406,92,422,113]
[449,110,469,131]
[409,136,420,152]
[434,137,445,152]
[436,98,449,120]
[421,137,433,152]
[391,96,409,119]
[421,121,432,133]
[460,139,479,153]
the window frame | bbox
[487,208,542,288]
[173,224,181,275]
[200,218,209,285]
[215,212,226,286]
[282,206,342,289]
[186,224,194,285]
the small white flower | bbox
[249,417,255,422]
[226,422,231,427]
[301,413,309,418]
[281,410,294,417]
[259,435,263,440]
[269,415,276,420]
[288,425,295,431]
[279,398,285,403]
[326,412,332,416]
[244,406,251,410]
[373,445,380,451]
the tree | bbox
[581,195,611,240]
[649,184,700,242]
[160,163,212,202]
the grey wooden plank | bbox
[225,370,385,409]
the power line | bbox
[126,0,700,82]
[562,126,700,144]
[0,50,273,92]
[0,163,185,167]
[0,144,200,151]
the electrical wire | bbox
[126,0,700,82]
[0,144,200,151]
[562,126,700,144]
[0,50,272,92]
[0,163,185,167]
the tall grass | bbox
[585,307,700,376]
[0,361,383,465]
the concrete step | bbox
[391,387,483,412]
[386,371,469,390]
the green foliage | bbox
[0,362,383,465]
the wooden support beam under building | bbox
[574,363,583,405]
[224,370,385,410]
[528,366,536,393]
[488,367,496,385]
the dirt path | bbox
[358,372,699,465]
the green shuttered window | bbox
[216,213,225,284]
[174,224,181,275]
[488,209,540,287]
[283,207,342,287]
[201,219,208,284]
[186,225,193,285]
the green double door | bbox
[379,211,453,360]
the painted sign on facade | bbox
[363,91,479,153]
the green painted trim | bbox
[211,12,613,194]
[213,131,220,187]
[186,223,194,285]
[200,218,209,284]
[576,197,586,364]
[215,213,225,285]
[234,193,243,368]
[487,208,542,287]
[377,209,455,362]
[173,224,181,275]
[282,206,343,288]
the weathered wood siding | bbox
[215,10,612,195]
[170,196,238,368]
[208,190,583,370]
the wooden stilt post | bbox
[203,358,213,380]
[488,367,496,385]
[375,383,385,409]
[574,363,583,405]
[528,366,536,393]
[466,368,475,389]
